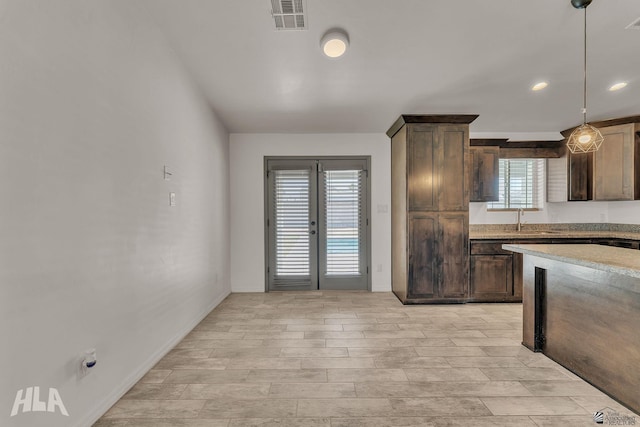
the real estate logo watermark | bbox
[10,387,68,417]
[593,407,636,425]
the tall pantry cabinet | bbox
[387,115,478,304]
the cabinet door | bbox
[438,126,469,211]
[568,152,593,201]
[407,125,437,211]
[408,214,437,298]
[439,213,469,298]
[470,255,513,299]
[594,124,634,200]
[470,147,499,202]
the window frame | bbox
[487,158,544,211]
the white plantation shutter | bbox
[489,159,545,209]
[322,170,363,276]
[266,157,369,291]
[273,169,310,276]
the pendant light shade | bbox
[567,0,602,154]
[567,123,604,153]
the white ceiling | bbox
[141,0,640,137]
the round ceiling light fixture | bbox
[531,81,549,91]
[609,82,628,91]
[320,29,349,58]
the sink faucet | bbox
[517,208,524,232]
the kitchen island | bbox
[503,243,640,415]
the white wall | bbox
[230,133,391,292]
[0,2,230,426]
[608,201,640,224]
[470,201,610,224]
[472,199,640,225]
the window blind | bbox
[322,170,362,276]
[273,169,310,276]
[489,159,545,209]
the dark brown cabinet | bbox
[470,146,499,202]
[472,236,640,302]
[469,241,518,302]
[564,121,640,202]
[594,123,639,200]
[568,152,593,201]
[388,115,477,304]
[409,212,469,300]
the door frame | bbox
[263,155,372,292]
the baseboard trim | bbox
[75,289,231,427]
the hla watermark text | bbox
[10,387,68,417]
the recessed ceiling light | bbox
[609,82,628,91]
[320,29,349,58]
[531,82,548,91]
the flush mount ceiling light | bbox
[609,82,628,91]
[531,82,548,91]
[320,29,349,58]
[567,0,604,154]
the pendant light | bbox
[566,0,604,154]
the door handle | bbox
[310,221,316,226]
[310,230,316,235]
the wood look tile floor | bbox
[95,292,638,427]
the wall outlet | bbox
[169,192,176,207]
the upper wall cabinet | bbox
[594,123,640,201]
[406,123,470,211]
[569,151,593,201]
[555,117,640,202]
[470,146,499,202]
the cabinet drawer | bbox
[470,241,513,255]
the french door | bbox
[265,157,370,291]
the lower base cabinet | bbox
[406,212,469,303]
[470,236,640,302]
[470,255,513,300]
[469,241,521,302]
[395,231,640,304]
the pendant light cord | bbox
[583,6,588,125]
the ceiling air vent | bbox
[270,0,307,30]
[625,16,640,30]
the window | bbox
[489,159,545,209]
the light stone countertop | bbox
[502,243,640,279]
[470,230,640,240]
[470,223,640,240]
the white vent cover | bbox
[270,0,307,30]
[626,16,640,30]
